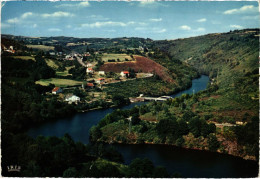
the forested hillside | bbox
[91,29,259,160]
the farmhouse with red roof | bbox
[120,71,129,77]
[96,78,105,84]
[52,87,63,95]
[87,83,95,88]
[87,68,94,74]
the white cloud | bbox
[79,1,90,7]
[135,27,166,33]
[138,22,148,26]
[223,5,258,15]
[242,15,259,20]
[180,25,191,30]
[90,15,109,21]
[230,25,244,29]
[21,12,33,19]
[194,27,205,32]
[7,12,34,24]
[81,21,145,28]
[154,28,166,33]
[149,18,162,22]
[105,29,116,32]
[48,28,62,32]
[1,23,11,28]
[135,27,146,31]
[197,18,207,22]
[7,18,19,24]
[32,24,38,28]
[55,1,90,8]
[82,21,127,28]
[55,4,74,8]
[138,1,168,8]
[211,21,221,25]
[41,11,74,18]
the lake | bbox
[27,75,258,177]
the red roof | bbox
[87,83,94,87]
[88,68,93,71]
[52,87,60,92]
[122,71,129,74]
[97,78,105,81]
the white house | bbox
[65,94,80,103]
[139,46,144,51]
[99,71,105,75]
[87,68,94,74]
[96,78,105,84]
[87,63,93,67]
[49,52,56,56]
[52,87,62,94]
[120,71,129,77]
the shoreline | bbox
[99,139,257,162]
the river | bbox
[27,75,258,177]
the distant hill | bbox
[154,28,259,78]
[1,34,153,53]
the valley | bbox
[1,29,259,177]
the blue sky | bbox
[1,1,259,40]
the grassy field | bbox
[45,59,59,69]
[12,56,35,61]
[101,53,132,62]
[26,45,55,51]
[36,78,82,87]
[56,66,73,76]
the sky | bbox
[1,1,259,40]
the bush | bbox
[208,134,220,152]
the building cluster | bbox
[2,45,15,54]
[51,87,80,104]
[49,51,63,56]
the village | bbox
[45,51,154,107]
[1,40,158,108]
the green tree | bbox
[131,113,140,125]
[176,137,185,147]
[128,158,154,177]
[153,166,170,177]
[63,167,78,178]
[89,126,102,142]
[208,134,220,152]
[188,117,201,138]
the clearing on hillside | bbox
[99,55,175,83]
[26,45,55,51]
[12,56,35,61]
[36,78,82,87]
[56,66,73,76]
[45,59,60,69]
[101,53,133,62]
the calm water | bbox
[27,75,259,177]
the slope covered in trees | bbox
[91,29,259,161]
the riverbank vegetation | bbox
[2,133,171,177]
[103,55,199,98]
